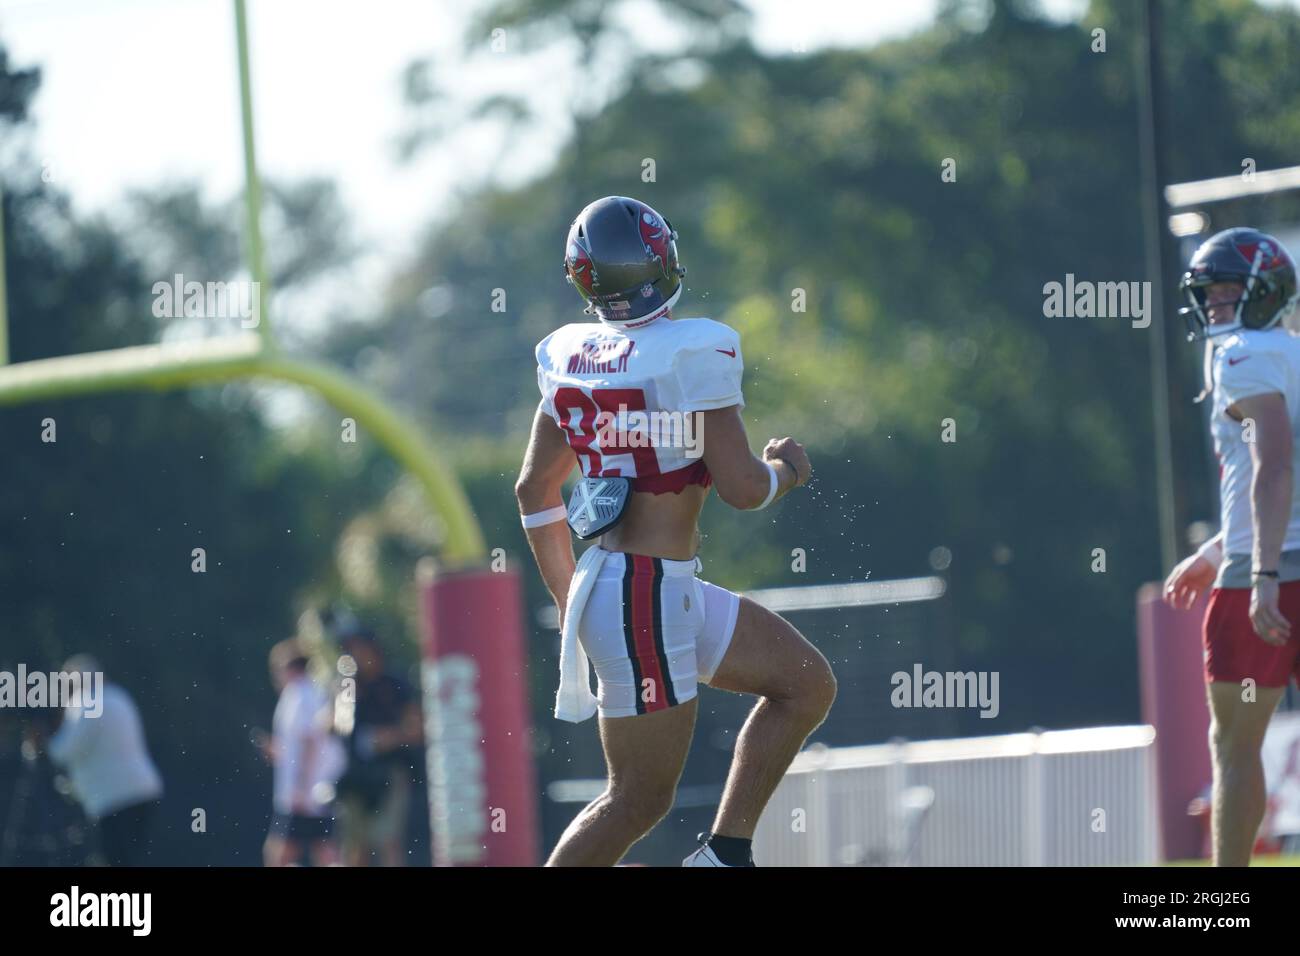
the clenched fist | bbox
[763,437,812,487]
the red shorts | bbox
[1203,584,1300,687]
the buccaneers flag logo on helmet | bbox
[567,238,597,295]
[1234,238,1285,272]
[563,196,686,323]
[638,210,671,280]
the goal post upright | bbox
[0,1,490,567]
[0,1,538,866]
[233,0,273,351]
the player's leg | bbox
[375,771,411,867]
[703,596,836,842]
[546,698,698,866]
[309,833,341,867]
[263,832,302,867]
[547,553,702,866]
[1202,583,1300,865]
[336,797,370,867]
[262,812,281,866]
[262,833,282,867]
[1207,680,1284,866]
[299,814,340,867]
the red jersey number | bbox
[553,386,662,478]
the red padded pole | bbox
[419,564,539,866]
[1136,582,1212,861]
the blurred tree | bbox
[0,41,387,864]
[357,0,1300,747]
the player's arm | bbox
[372,698,423,753]
[516,402,578,617]
[47,704,101,765]
[1162,530,1222,610]
[700,405,810,510]
[1231,391,1293,643]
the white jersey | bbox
[271,676,345,817]
[47,683,164,820]
[1212,328,1300,556]
[535,315,744,486]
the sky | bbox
[0,1,973,251]
[0,0,1098,318]
[11,0,1300,296]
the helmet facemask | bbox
[1179,274,1251,341]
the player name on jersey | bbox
[566,339,635,375]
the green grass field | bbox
[1166,854,1300,866]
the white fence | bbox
[755,726,1159,866]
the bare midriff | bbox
[597,482,709,562]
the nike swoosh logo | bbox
[715,348,736,357]
[1228,356,1251,366]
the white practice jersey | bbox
[1212,328,1300,556]
[535,315,744,484]
[47,683,163,820]
[272,676,344,817]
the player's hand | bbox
[1162,553,1217,610]
[763,437,811,487]
[251,728,275,763]
[1250,577,1291,646]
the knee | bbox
[1210,723,1260,773]
[605,785,676,833]
[1210,722,1234,764]
[790,657,837,726]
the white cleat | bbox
[682,844,731,866]
[681,833,752,867]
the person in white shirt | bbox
[47,654,163,866]
[258,639,344,866]
[1163,227,1300,866]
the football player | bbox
[515,196,836,867]
[1162,226,1300,866]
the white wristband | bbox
[751,462,780,511]
[521,505,568,529]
